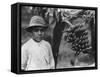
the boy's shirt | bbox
[21,39,55,70]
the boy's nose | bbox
[38,30,42,35]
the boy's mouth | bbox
[35,36,43,41]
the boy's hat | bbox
[25,16,48,32]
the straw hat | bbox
[25,15,48,32]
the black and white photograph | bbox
[11,3,97,74]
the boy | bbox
[21,16,55,71]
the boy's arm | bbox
[21,45,28,70]
[48,43,55,69]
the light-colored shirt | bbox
[21,39,55,71]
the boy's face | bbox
[32,27,45,42]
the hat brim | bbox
[25,26,48,33]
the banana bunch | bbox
[64,24,92,56]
